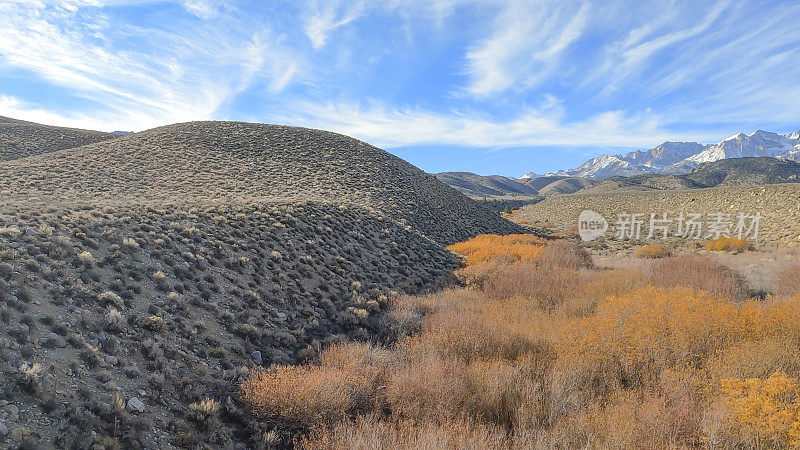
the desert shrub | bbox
[716,372,800,447]
[706,336,800,380]
[649,255,750,301]
[705,236,754,253]
[465,356,550,428]
[299,416,512,449]
[77,250,94,265]
[536,241,593,270]
[447,234,545,268]
[482,263,578,310]
[551,286,740,417]
[634,243,671,259]
[188,398,220,426]
[408,300,554,363]
[775,263,800,297]
[318,343,394,412]
[241,366,363,428]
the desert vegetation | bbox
[242,234,800,448]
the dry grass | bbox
[634,243,671,258]
[649,255,750,301]
[775,263,800,297]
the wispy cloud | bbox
[279,101,716,149]
[464,0,590,96]
[0,0,299,130]
[303,0,365,49]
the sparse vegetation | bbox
[634,242,671,258]
[706,236,754,253]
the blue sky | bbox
[1,0,799,177]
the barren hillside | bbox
[0,116,117,161]
[0,121,519,245]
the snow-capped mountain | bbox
[519,171,539,179]
[535,129,800,180]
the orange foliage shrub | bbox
[552,286,740,416]
[706,236,754,253]
[447,233,546,267]
[634,243,671,258]
[718,372,800,447]
[649,255,750,300]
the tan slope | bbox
[0,120,520,244]
[0,115,117,161]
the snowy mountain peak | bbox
[519,171,539,179]
[534,128,800,180]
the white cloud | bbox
[464,0,590,96]
[0,1,299,130]
[302,0,365,49]
[279,100,716,150]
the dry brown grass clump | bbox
[705,236,754,253]
[649,255,750,301]
[775,263,800,297]
[299,416,514,449]
[634,243,671,258]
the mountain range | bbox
[539,129,800,180]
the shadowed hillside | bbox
[0,116,117,161]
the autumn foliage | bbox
[706,236,754,253]
[634,243,671,258]
[241,234,800,448]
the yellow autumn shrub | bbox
[706,236,754,253]
[719,372,800,447]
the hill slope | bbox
[0,116,117,161]
[434,172,539,197]
[0,121,519,245]
[537,177,594,197]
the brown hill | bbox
[0,121,519,245]
[0,115,117,161]
[537,177,594,196]
[435,172,539,197]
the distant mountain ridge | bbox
[577,157,800,194]
[537,129,800,180]
[435,172,539,197]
